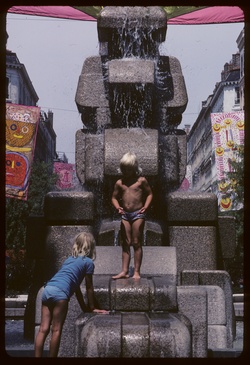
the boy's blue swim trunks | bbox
[121,209,146,222]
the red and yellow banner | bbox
[211,111,244,211]
[6,103,40,200]
[54,162,75,190]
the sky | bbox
[6,11,244,163]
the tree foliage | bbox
[5,160,58,250]
[225,145,244,207]
[6,160,58,294]
[220,145,244,291]
[27,160,58,216]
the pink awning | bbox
[7,5,244,24]
[8,6,96,22]
[168,6,244,25]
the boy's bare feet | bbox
[132,272,140,280]
[112,271,129,279]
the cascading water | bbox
[111,82,153,128]
[109,16,159,59]
[106,17,169,129]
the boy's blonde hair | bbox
[120,152,140,175]
[72,232,96,260]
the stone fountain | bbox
[27,6,237,357]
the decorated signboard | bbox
[6,103,40,200]
[54,162,75,190]
[211,111,244,211]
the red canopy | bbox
[8,6,96,21]
[167,6,244,25]
[8,6,244,25]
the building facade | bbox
[35,110,57,163]
[236,28,244,111]
[187,29,244,194]
[6,48,57,163]
[6,49,38,106]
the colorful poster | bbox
[6,103,40,200]
[54,162,75,190]
[178,165,192,191]
[211,112,244,211]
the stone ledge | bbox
[5,295,28,308]
[5,308,25,318]
[5,295,28,318]
[207,348,243,358]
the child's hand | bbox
[117,207,124,214]
[139,207,146,213]
[93,308,108,314]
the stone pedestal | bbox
[75,312,192,358]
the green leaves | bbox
[5,160,58,250]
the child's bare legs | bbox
[131,218,144,279]
[34,300,68,357]
[49,300,68,357]
[35,304,52,357]
[112,220,131,279]
[112,218,144,280]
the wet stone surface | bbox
[5,319,244,357]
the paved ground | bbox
[4,319,244,358]
[5,320,35,357]
[233,321,244,350]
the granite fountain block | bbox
[75,311,192,358]
[97,6,167,44]
[167,56,188,111]
[44,191,94,223]
[104,128,158,176]
[75,56,109,110]
[85,134,104,182]
[169,226,217,283]
[122,312,149,357]
[108,59,155,84]
[149,312,192,358]
[93,246,177,277]
[167,191,218,222]
[181,270,235,348]
[177,286,208,357]
[45,226,94,280]
[218,215,236,259]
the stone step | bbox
[207,348,243,358]
[5,295,28,318]
[75,312,192,357]
[6,349,49,357]
[5,308,26,318]
[234,303,244,319]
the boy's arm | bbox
[111,181,123,212]
[140,178,153,212]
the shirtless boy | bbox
[111,152,153,279]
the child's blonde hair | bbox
[120,152,140,175]
[72,232,96,260]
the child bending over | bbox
[34,232,108,357]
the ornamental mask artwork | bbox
[5,103,40,200]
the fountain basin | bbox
[75,311,192,357]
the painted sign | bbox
[54,162,75,190]
[6,103,40,200]
[211,111,244,211]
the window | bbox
[235,87,240,105]
[6,76,9,98]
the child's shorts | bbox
[42,285,68,305]
[121,209,146,222]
